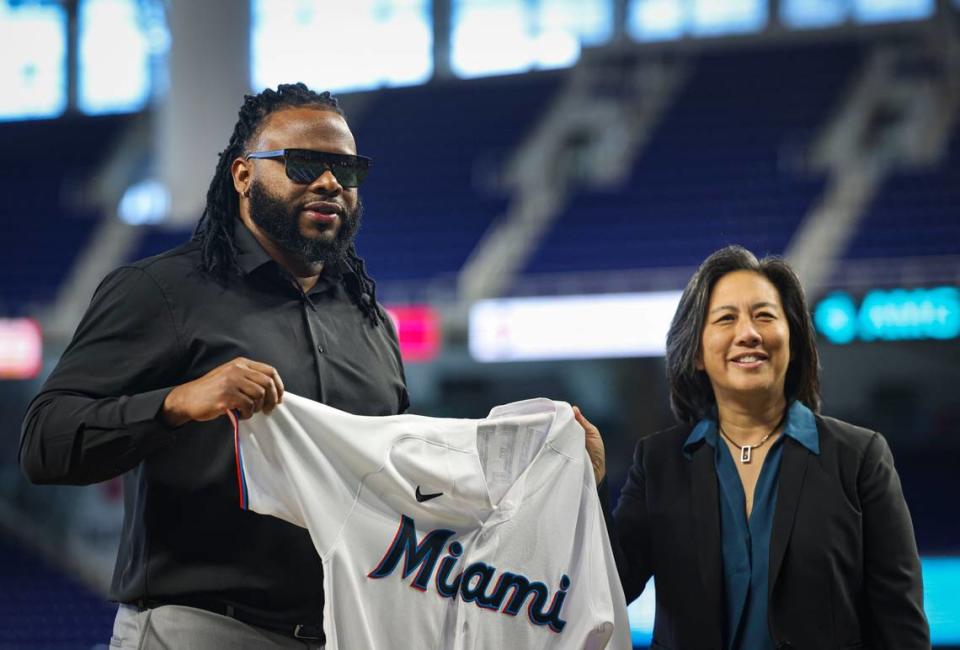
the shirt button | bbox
[317,345,324,353]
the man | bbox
[20,83,409,649]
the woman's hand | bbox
[574,406,606,485]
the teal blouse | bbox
[683,401,820,650]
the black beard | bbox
[248,180,362,267]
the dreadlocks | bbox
[194,82,383,326]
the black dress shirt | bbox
[19,224,409,637]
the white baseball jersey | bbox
[230,393,630,650]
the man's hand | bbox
[574,406,606,485]
[161,357,285,427]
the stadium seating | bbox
[844,128,960,261]
[131,225,194,262]
[522,41,864,279]
[0,535,114,648]
[0,116,129,316]
[350,71,564,283]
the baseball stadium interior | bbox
[1,0,958,648]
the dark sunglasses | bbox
[245,148,372,188]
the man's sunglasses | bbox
[245,148,372,188]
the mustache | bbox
[301,199,346,217]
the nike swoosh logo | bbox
[415,486,443,503]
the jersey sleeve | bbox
[231,393,402,558]
[581,449,634,650]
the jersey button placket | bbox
[456,531,482,649]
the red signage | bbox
[384,305,441,363]
[0,318,43,379]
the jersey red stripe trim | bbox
[229,410,249,510]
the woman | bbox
[582,246,930,649]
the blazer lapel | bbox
[690,443,723,639]
[768,437,810,599]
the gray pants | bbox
[109,604,325,650]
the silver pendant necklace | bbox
[718,413,786,464]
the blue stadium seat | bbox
[351,72,564,284]
[132,226,194,262]
[0,116,130,316]
[0,535,114,649]
[845,129,960,260]
[523,41,863,279]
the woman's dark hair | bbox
[665,245,821,424]
[194,82,384,326]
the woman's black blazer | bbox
[609,414,930,650]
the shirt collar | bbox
[682,400,820,458]
[784,400,819,454]
[233,220,346,290]
[682,418,716,458]
[233,220,273,275]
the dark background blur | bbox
[1,1,958,648]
